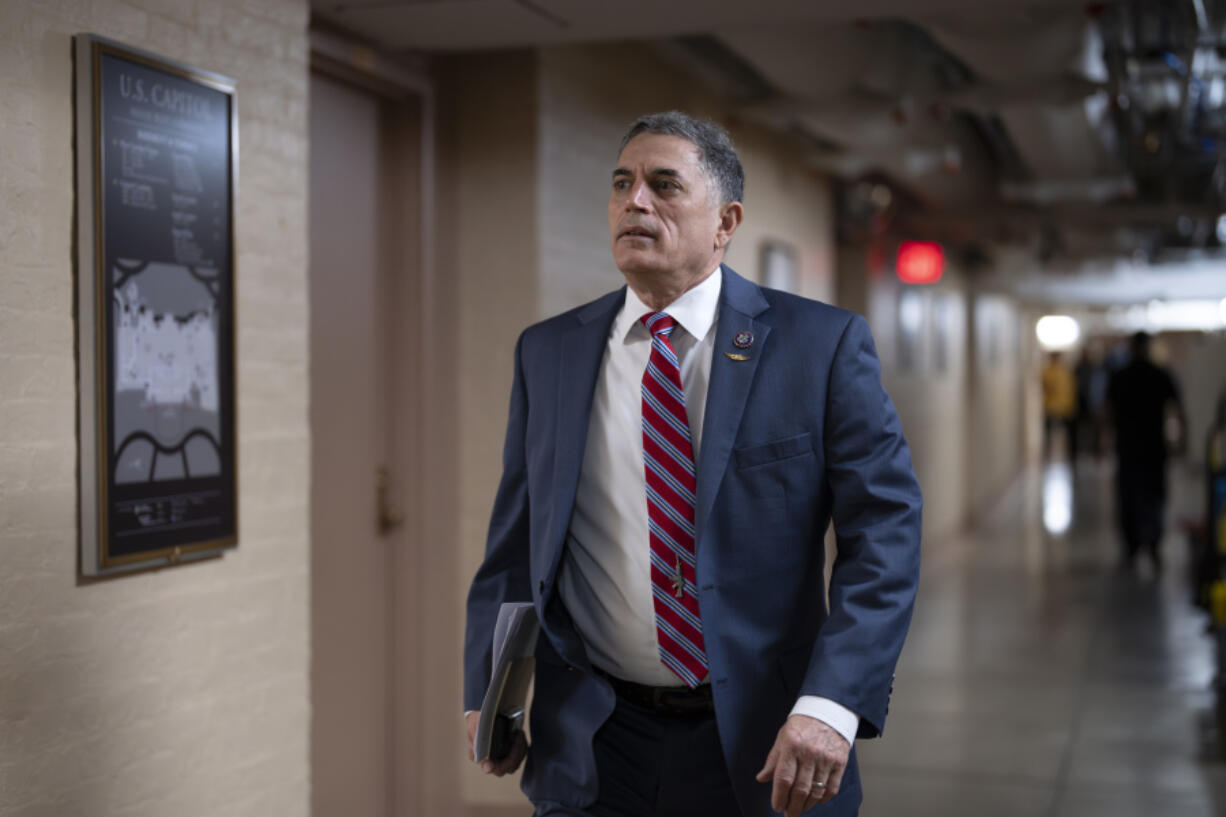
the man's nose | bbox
[626,180,652,211]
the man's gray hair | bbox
[618,111,745,205]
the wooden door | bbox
[309,70,408,817]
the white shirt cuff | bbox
[790,696,859,747]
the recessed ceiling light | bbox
[1036,315,1080,349]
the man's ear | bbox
[715,201,745,249]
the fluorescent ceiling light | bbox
[1036,315,1081,349]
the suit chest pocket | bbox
[729,432,815,502]
[734,432,813,470]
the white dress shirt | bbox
[557,269,860,747]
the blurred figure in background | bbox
[1074,343,1109,461]
[1041,352,1077,463]
[1107,332,1186,573]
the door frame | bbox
[309,28,530,816]
[309,27,442,817]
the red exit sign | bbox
[897,241,944,284]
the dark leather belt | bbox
[599,669,715,716]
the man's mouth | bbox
[619,227,656,240]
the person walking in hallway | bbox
[463,111,922,817]
[1107,331,1185,572]
[1074,344,1109,461]
[1042,352,1077,463]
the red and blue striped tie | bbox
[640,312,707,688]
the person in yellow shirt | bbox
[1041,352,1077,463]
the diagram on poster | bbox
[112,260,222,485]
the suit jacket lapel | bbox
[548,289,623,565]
[695,266,770,547]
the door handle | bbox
[376,466,404,535]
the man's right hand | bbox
[466,711,528,776]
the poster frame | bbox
[74,34,239,577]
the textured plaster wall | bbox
[866,267,974,541]
[0,1,311,815]
[838,241,1029,540]
[433,52,539,812]
[966,292,1026,515]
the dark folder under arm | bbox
[474,602,540,763]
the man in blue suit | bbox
[464,111,921,817]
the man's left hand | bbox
[755,714,850,816]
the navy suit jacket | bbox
[464,266,922,816]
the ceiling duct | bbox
[924,7,1125,201]
[1100,0,1226,218]
[719,20,998,209]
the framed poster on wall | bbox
[74,35,238,576]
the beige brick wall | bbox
[0,2,311,815]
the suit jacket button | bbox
[539,580,545,593]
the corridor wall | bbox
[836,245,1028,540]
[966,293,1027,515]
[1163,333,1226,468]
[0,2,311,815]
[432,50,541,814]
[866,264,971,540]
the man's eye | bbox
[613,179,629,191]
[655,180,678,191]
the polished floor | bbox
[857,459,1226,816]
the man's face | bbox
[608,133,724,280]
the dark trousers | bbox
[534,694,742,817]
[1117,462,1167,567]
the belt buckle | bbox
[655,687,694,715]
